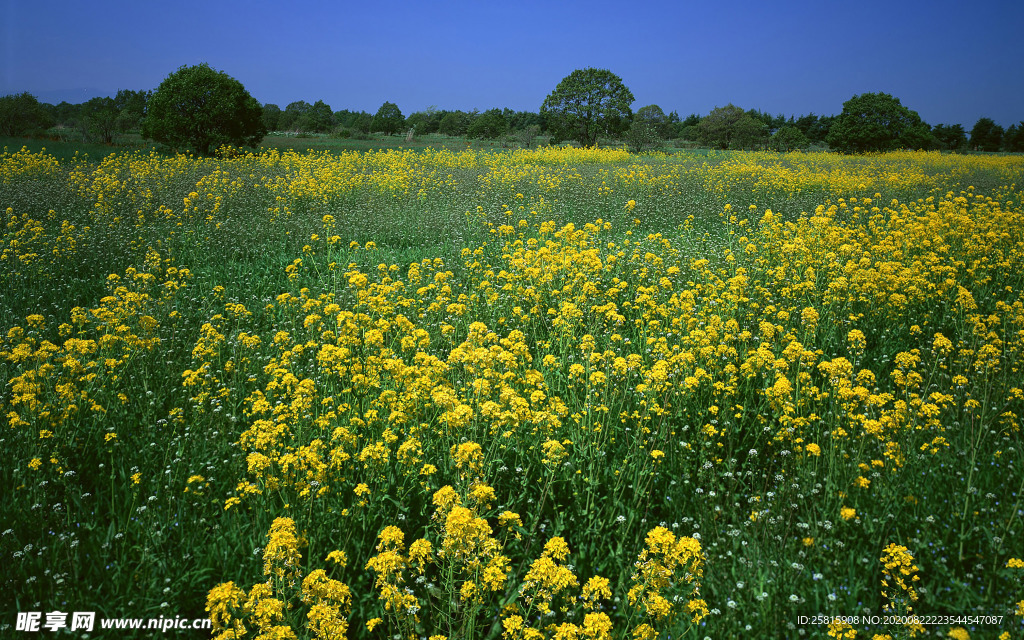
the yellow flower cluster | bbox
[206,517,351,640]
[879,542,924,635]
[4,249,189,476]
[501,524,703,640]
[627,527,707,629]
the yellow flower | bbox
[541,439,568,466]
[469,482,497,507]
[847,329,867,355]
[502,615,526,638]
[498,511,523,528]
[263,517,302,580]
[841,507,856,521]
[880,543,921,608]
[581,576,612,609]
[543,537,571,561]
[205,581,247,633]
[686,598,709,624]
[408,538,433,572]
[452,441,484,475]
[376,525,404,550]
[325,550,347,567]
[801,306,820,327]
[827,620,857,639]
[432,485,461,514]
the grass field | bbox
[2,131,721,160]
[2,144,1023,639]
[2,132,559,160]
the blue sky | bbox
[2,0,1022,128]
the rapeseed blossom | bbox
[5,145,1024,639]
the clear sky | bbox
[2,0,1022,128]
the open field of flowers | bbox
[3,144,1024,639]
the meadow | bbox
[2,143,1023,640]
[0,131,564,160]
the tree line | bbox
[2,64,1022,155]
[0,89,150,144]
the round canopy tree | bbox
[826,92,930,153]
[969,117,1004,152]
[541,68,634,147]
[634,104,672,139]
[371,102,405,135]
[697,104,766,149]
[142,63,266,156]
[0,92,53,136]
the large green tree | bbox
[697,104,765,149]
[142,63,265,155]
[113,89,150,131]
[297,100,334,133]
[1004,122,1024,152]
[406,106,441,135]
[676,113,701,142]
[733,111,769,149]
[467,108,509,139]
[969,117,1003,152]
[770,126,809,152]
[0,92,53,136]
[625,120,661,153]
[634,104,672,139]
[541,68,634,147]
[826,92,930,153]
[371,102,404,135]
[279,101,311,131]
[438,111,472,137]
[932,123,967,151]
[79,96,121,144]
[794,113,833,144]
[262,104,282,131]
[348,112,373,135]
